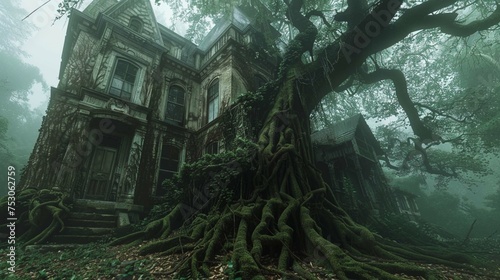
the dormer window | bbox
[109,59,138,101]
[129,17,143,33]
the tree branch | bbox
[306,10,332,28]
[414,102,468,123]
[439,4,500,36]
[359,68,437,142]
[282,0,319,62]
[334,0,369,30]
[412,139,458,177]
[305,0,403,112]
[381,137,458,177]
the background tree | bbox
[0,1,48,196]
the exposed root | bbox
[111,204,183,246]
[0,188,72,247]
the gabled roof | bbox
[86,0,164,45]
[311,114,384,155]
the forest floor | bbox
[1,238,499,279]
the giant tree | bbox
[24,0,500,278]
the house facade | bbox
[20,0,278,221]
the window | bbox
[157,145,180,196]
[205,141,219,155]
[207,80,219,122]
[165,86,185,126]
[129,17,143,33]
[109,60,138,101]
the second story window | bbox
[129,17,143,33]
[165,85,185,126]
[109,60,138,101]
[207,79,219,123]
[205,141,219,155]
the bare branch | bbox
[22,0,51,21]
[414,102,468,123]
[306,10,332,28]
[439,4,500,36]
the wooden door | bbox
[84,147,117,200]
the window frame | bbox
[129,17,143,33]
[207,79,219,123]
[108,59,139,101]
[165,85,185,126]
[156,144,181,196]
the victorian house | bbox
[21,0,278,224]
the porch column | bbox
[119,128,146,203]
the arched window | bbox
[129,17,143,33]
[207,79,219,122]
[165,85,185,126]
[109,59,138,101]
[156,145,180,196]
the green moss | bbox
[233,219,261,279]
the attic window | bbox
[129,17,143,33]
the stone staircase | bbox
[50,203,118,244]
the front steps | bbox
[50,204,117,244]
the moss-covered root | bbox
[301,206,402,280]
[233,218,264,280]
[22,209,62,246]
[19,190,70,247]
[110,204,183,246]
